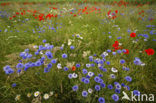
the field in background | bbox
[0,0,156,103]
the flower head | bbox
[112,94,119,101]
[43,93,49,100]
[130,32,136,37]
[72,85,78,91]
[98,97,105,103]
[82,91,88,97]
[145,48,155,55]
[125,76,132,82]
[34,91,40,97]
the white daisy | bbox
[57,63,62,69]
[141,63,145,66]
[68,39,72,45]
[111,67,118,73]
[86,64,91,68]
[27,93,32,98]
[88,72,94,77]
[110,74,116,79]
[88,88,93,93]
[102,52,108,56]
[15,94,21,101]
[34,91,40,97]
[49,91,54,96]
[72,73,78,78]
[43,93,49,100]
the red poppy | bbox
[107,10,111,15]
[115,10,118,13]
[112,41,119,48]
[145,48,155,55]
[16,12,19,15]
[130,32,136,38]
[9,17,12,20]
[72,66,76,71]
[124,49,129,54]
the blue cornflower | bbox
[98,97,105,103]
[35,51,39,55]
[4,68,14,75]
[125,67,130,71]
[102,58,106,62]
[25,63,31,68]
[24,49,29,52]
[95,85,101,91]
[101,68,107,72]
[117,37,122,39]
[94,76,100,83]
[114,82,119,85]
[64,67,69,71]
[47,63,52,68]
[133,90,140,96]
[24,67,29,71]
[81,77,85,82]
[35,61,42,66]
[112,94,119,101]
[45,51,53,59]
[86,75,90,79]
[106,61,110,65]
[89,56,93,62]
[120,59,125,64]
[12,83,16,88]
[107,49,111,53]
[51,59,57,64]
[115,89,120,93]
[3,65,10,71]
[62,53,67,58]
[82,69,88,74]
[100,83,106,88]
[117,50,122,53]
[42,39,46,43]
[98,74,103,77]
[121,83,125,87]
[125,85,130,91]
[93,54,97,56]
[76,63,80,68]
[91,63,95,67]
[44,68,50,73]
[108,84,113,90]
[17,69,21,73]
[30,63,36,67]
[16,63,24,69]
[60,47,63,50]
[142,34,149,38]
[134,58,142,65]
[112,52,116,55]
[99,79,103,83]
[125,76,132,82]
[82,91,88,97]
[84,78,90,84]
[99,60,104,64]
[127,29,131,33]
[68,73,73,79]
[70,46,75,50]
[72,85,78,91]
[27,54,32,58]
[122,49,126,53]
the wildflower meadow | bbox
[0,0,156,103]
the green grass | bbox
[0,1,156,103]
